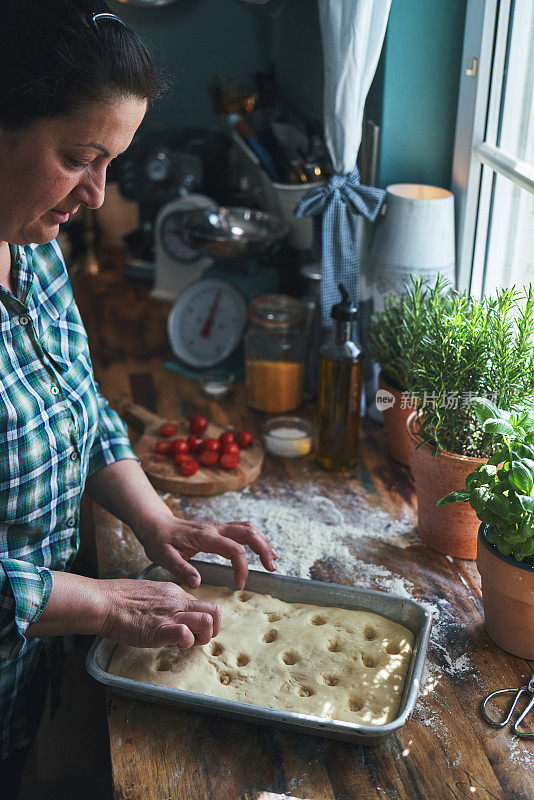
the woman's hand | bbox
[98,577,222,649]
[135,513,279,590]
[86,460,278,589]
[27,571,220,650]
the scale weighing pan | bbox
[180,206,289,260]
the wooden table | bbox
[75,268,534,800]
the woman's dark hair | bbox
[0,0,166,131]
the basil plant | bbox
[437,398,534,563]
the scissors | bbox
[481,672,534,738]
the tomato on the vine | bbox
[155,440,172,455]
[199,450,219,468]
[237,430,254,448]
[219,431,234,447]
[159,423,177,437]
[190,415,208,435]
[177,457,199,476]
[187,434,204,453]
[220,453,239,470]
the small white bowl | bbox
[198,371,235,399]
[262,417,315,458]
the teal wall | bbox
[376,0,467,189]
[266,0,323,124]
[110,0,466,190]
[109,0,268,131]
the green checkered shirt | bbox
[0,240,138,760]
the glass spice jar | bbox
[245,295,306,413]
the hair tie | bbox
[91,12,127,28]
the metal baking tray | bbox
[86,561,432,744]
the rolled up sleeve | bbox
[0,559,53,660]
[87,388,139,478]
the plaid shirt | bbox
[0,240,137,760]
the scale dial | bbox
[168,278,247,368]
[160,209,200,263]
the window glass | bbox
[480,0,534,294]
[496,0,534,162]
[482,173,534,293]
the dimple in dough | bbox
[108,584,414,725]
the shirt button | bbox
[67,517,76,527]
[50,385,60,395]
[70,451,79,462]
[18,315,29,326]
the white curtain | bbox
[295,0,391,403]
[318,0,391,173]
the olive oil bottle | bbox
[317,284,363,470]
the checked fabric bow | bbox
[295,166,385,330]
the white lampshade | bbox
[366,183,456,310]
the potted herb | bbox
[367,277,436,465]
[405,282,534,560]
[437,399,534,658]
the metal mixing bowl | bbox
[180,206,289,260]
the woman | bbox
[0,1,278,793]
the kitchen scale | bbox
[152,194,216,301]
[165,205,288,380]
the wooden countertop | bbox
[74,267,534,800]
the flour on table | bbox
[509,736,534,768]
[165,484,419,585]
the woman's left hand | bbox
[135,514,279,590]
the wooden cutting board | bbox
[119,403,264,496]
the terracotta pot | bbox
[406,412,486,559]
[378,373,413,466]
[477,525,534,659]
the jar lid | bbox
[248,295,304,327]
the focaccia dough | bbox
[109,584,414,725]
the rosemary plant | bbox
[366,276,439,391]
[408,282,534,457]
[367,275,534,457]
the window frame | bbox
[452,0,534,296]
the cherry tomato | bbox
[237,430,254,449]
[219,431,235,447]
[190,415,208,435]
[187,434,204,453]
[199,450,219,468]
[221,441,240,457]
[159,423,177,437]
[155,440,172,455]
[203,438,220,453]
[171,438,189,456]
[220,453,239,470]
[177,457,199,477]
